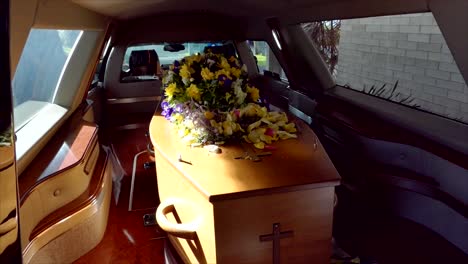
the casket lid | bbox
[150,114,340,202]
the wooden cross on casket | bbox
[259,223,294,264]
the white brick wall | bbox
[335,13,468,123]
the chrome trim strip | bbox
[114,123,149,131]
[288,105,313,125]
[106,96,161,105]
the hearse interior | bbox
[0,0,467,263]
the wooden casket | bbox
[149,113,341,264]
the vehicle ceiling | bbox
[70,0,467,89]
[71,0,429,22]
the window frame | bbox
[119,42,238,83]
[12,29,83,131]
[12,28,105,169]
[299,13,468,125]
[247,40,289,82]
[327,85,468,155]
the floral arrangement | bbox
[161,51,297,149]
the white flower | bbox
[207,59,216,67]
[182,78,190,85]
[163,71,174,84]
[232,79,246,105]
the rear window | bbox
[302,13,468,124]
[120,42,234,82]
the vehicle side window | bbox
[13,29,81,130]
[302,13,468,124]
[12,28,102,161]
[247,41,288,81]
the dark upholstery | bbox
[129,50,159,76]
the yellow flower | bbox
[185,54,202,66]
[235,123,244,133]
[186,84,201,101]
[210,120,223,134]
[242,103,259,118]
[277,131,297,140]
[256,106,267,118]
[230,67,242,78]
[283,123,297,133]
[247,85,260,102]
[180,65,192,79]
[254,142,265,149]
[219,57,231,70]
[204,111,214,120]
[260,134,274,144]
[266,111,286,123]
[172,113,183,123]
[178,127,190,137]
[165,83,178,100]
[222,120,235,136]
[229,56,238,64]
[215,69,231,79]
[184,120,195,129]
[201,67,215,81]
[247,128,266,143]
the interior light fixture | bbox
[102,36,112,59]
[272,29,282,50]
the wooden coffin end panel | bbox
[213,187,335,264]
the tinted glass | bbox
[121,42,231,82]
[302,13,468,123]
[248,40,287,80]
[122,43,226,71]
[12,29,81,129]
[13,29,81,107]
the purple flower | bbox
[260,98,270,111]
[161,107,174,120]
[161,101,169,110]
[174,60,180,67]
[175,104,183,113]
[218,75,232,91]
[218,74,228,82]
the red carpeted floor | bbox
[74,128,167,264]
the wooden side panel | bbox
[0,162,16,224]
[213,187,335,264]
[155,154,217,264]
[0,164,18,254]
[26,154,112,264]
[20,140,100,249]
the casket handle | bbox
[156,197,202,240]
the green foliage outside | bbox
[63,47,72,56]
[255,54,267,68]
